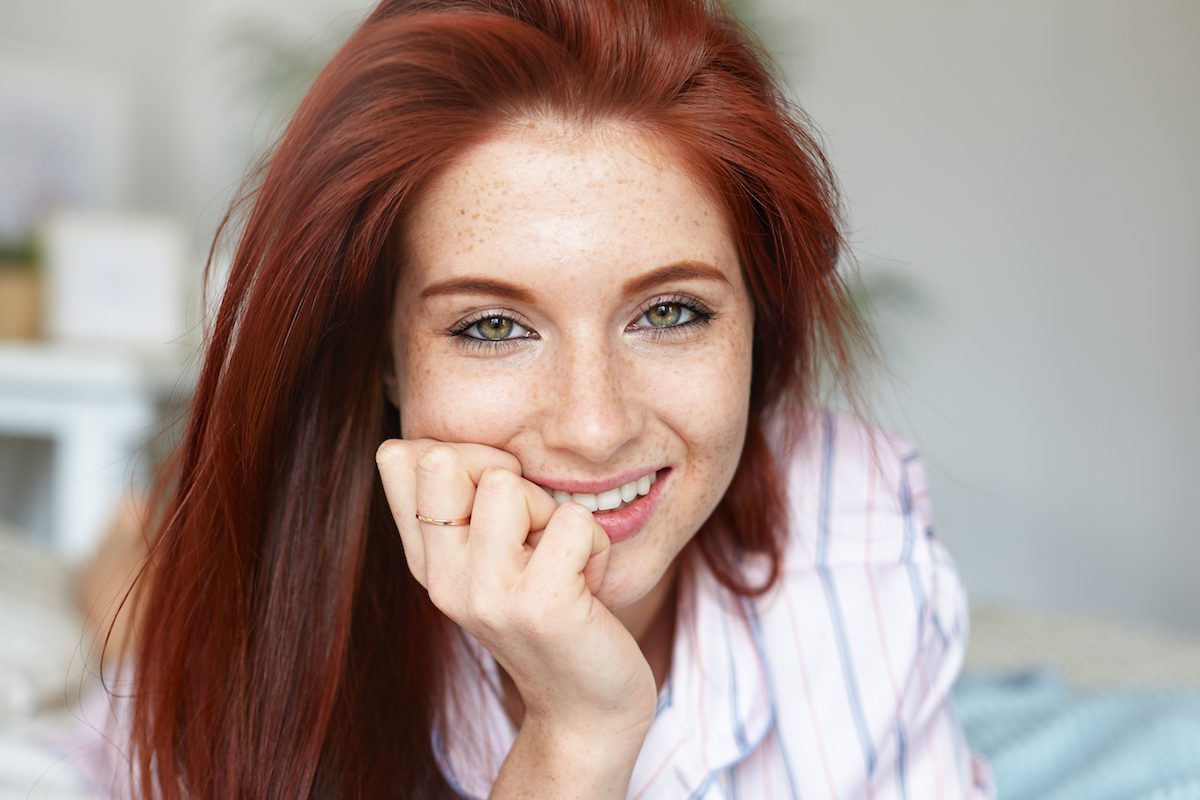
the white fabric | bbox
[0,521,94,798]
[0,522,83,722]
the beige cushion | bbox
[0,520,85,721]
[967,604,1200,690]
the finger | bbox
[521,480,559,538]
[414,443,477,575]
[467,466,536,594]
[525,502,611,596]
[376,438,529,585]
[376,439,428,584]
[428,441,523,484]
[438,445,557,532]
[409,441,554,544]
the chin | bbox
[594,547,678,612]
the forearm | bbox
[490,718,648,799]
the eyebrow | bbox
[419,260,730,303]
[619,261,731,297]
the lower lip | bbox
[592,469,669,544]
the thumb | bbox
[581,519,610,596]
[525,503,611,596]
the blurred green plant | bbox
[0,237,38,270]
[222,18,354,130]
[725,0,752,19]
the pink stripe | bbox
[782,580,840,799]
[631,736,687,800]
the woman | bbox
[123,0,992,797]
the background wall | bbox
[2,0,1196,632]
[1,0,368,260]
[752,0,1200,633]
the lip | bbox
[525,466,664,495]
[589,468,669,544]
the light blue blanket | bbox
[955,671,1200,800]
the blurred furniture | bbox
[0,340,194,561]
[967,604,1200,691]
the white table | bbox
[0,341,196,562]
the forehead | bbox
[398,120,738,290]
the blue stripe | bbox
[899,468,926,624]
[932,613,950,649]
[816,410,836,564]
[431,724,476,799]
[817,410,878,778]
[655,677,674,718]
[722,609,749,750]
[744,603,799,800]
[897,460,925,800]
[687,772,716,799]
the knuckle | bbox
[417,443,458,474]
[555,501,595,529]
[477,465,519,492]
[495,450,523,475]
[375,439,405,468]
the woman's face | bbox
[387,120,754,613]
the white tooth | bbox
[637,474,651,495]
[553,490,571,505]
[650,470,658,484]
[597,488,622,511]
[572,492,599,512]
[620,480,637,503]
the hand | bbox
[375,439,657,743]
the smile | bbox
[536,469,660,513]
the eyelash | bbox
[446,295,716,353]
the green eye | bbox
[449,311,536,352]
[640,302,697,329]
[628,296,713,338]
[646,303,682,327]
[474,316,514,340]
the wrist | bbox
[492,715,650,799]
[523,710,651,759]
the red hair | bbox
[130,1,860,796]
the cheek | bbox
[396,340,533,443]
[666,325,753,456]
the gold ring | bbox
[415,513,471,527]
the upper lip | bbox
[525,466,664,494]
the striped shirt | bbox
[436,410,994,798]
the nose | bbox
[537,338,644,464]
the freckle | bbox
[472,213,480,220]
[457,208,466,216]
